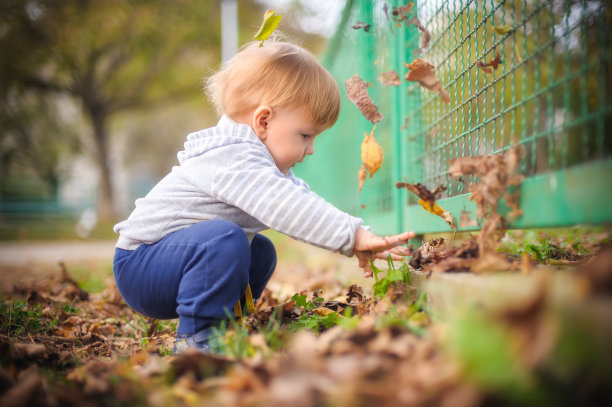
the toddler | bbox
[113,41,414,353]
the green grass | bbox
[68,262,114,294]
[212,308,291,359]
[371,255,412,299]
[499,227,611,262]
[0,215,117,241]
[0,299,58,336]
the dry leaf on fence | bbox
[420,28,432,52]
[404,59,450,103]
[352,21,371,32]
[391,3,414,27]
[345,74,384,124]
[449,146,524,221]
[378,70,401,87]
[459,210,478,228]
[396,182,446,206]
[449,145,525,255]
[406,17,431,53]
[383,2,390,21]
[475,52,502,74]
[396,182,455,229]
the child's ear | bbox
[252,105,272,140]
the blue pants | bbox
[113,220,276,335]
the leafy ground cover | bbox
[1,228,611,406]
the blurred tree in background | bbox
[0,0,224,221]
[0,0,332,224]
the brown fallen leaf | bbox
[494,275,557,367]
[345,74,384,124]
[0,372,46,407]
[313,307,340,317]
[396,182,445,208]
[579,245,612,295]
[430,126,439,138]
[425,256,473,274]
[406,16,431,53]
[404,59,450,103]
[351,21,371,32]
[449,145,524,256]
[420,27,432,52]
[475,51,502,74]
[459,210,478,228]
[391,3,414,27]
[13,343,47,358]
[377,70,401,87]
[411,237,481,272]
[449,146,524,222]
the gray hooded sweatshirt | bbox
[114,115,364,256]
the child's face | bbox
[258,105,325,175]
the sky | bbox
[256,0,347,37]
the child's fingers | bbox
[373,251,404,261]
[387,246,412,255]
[355,250,374,278]
[372,231,416,251]
[385,231,416,247]
[359,256,373,277]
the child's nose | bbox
[305,142,314,155]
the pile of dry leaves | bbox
[0,265,480,407]
[3,246,610,406]
[400,145,529,274]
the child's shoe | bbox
[172,326,223,355]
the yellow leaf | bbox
[253,10,282,47]
[492,24,513,35]
[361,125,383,177]
[418,199,443,216]
[418,199,456,229]
[358,165,367,193]
[313,307,342,318]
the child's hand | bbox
[354,227,415,278]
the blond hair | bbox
[205,41,340,128]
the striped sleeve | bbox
[208,145,363,256]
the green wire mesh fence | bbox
[294,0,612,235]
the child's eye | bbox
[301,134,311,139]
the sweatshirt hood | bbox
[177,115,264,164]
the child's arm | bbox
[354,227,415,277]
[203,146,364,256]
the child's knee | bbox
[188,219,249,253]
[252,234,277,272]
[211,219,250,254]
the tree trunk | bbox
[89,109,115,222]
